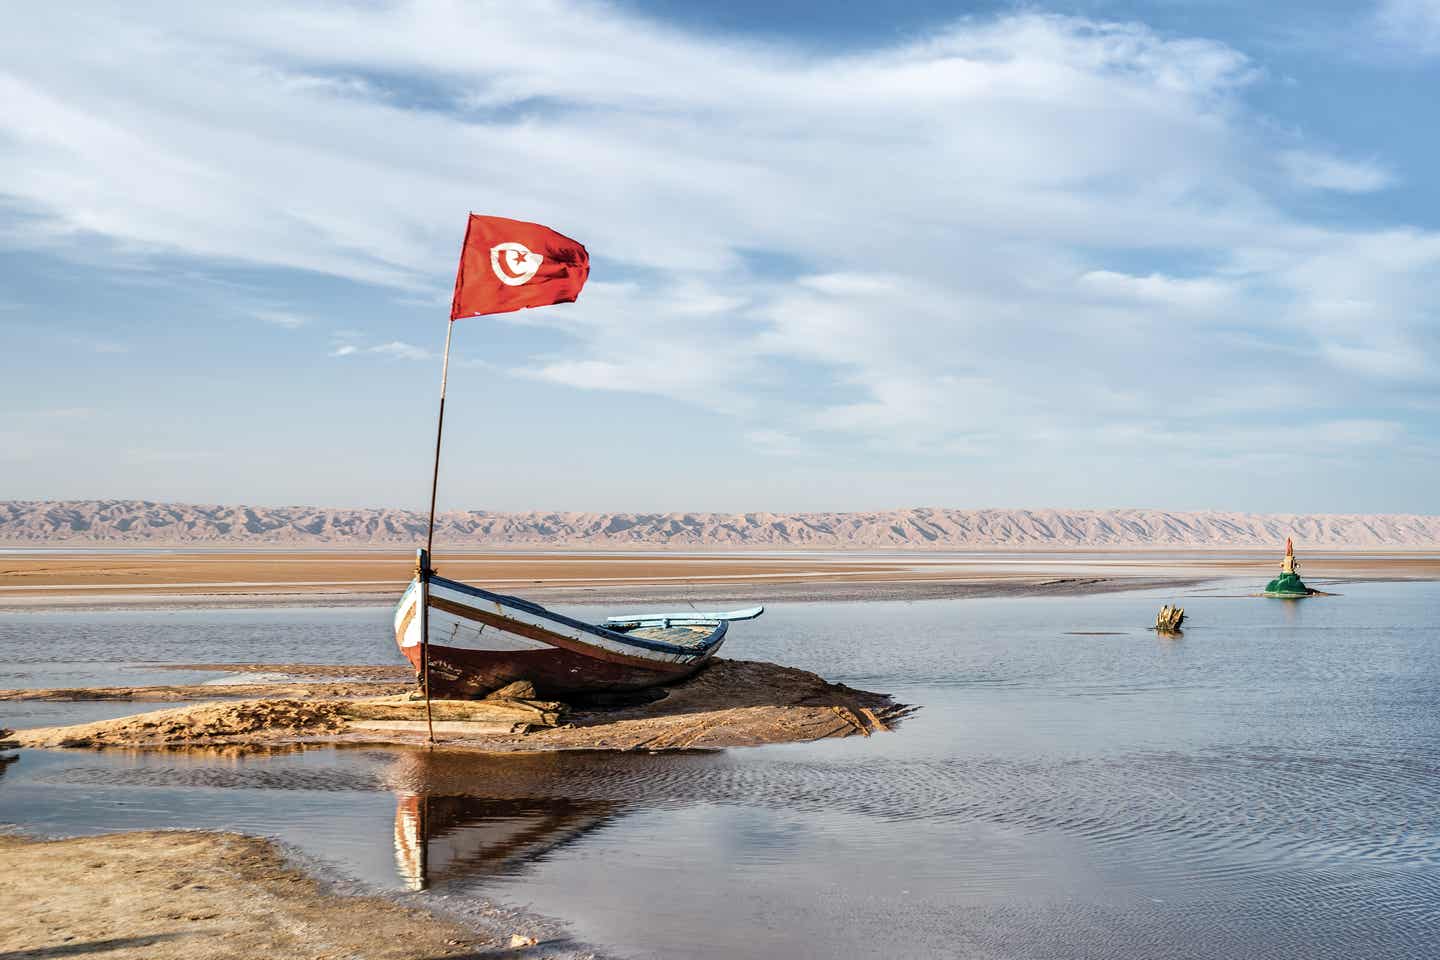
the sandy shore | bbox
[0,830,580,959]
[8,548,1435,607]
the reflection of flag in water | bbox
[393,793,427,892]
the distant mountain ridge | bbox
[3,500,1439,548]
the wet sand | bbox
[0,831,566,959]
[0,551,902,597]
[1,679,412,702]
[2,549,1435,607]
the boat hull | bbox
[393,575,727,697]
[398,641,699,698]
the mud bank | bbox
[13,659,912,752]
[0,831,569,959]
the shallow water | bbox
[3,580,1439,958]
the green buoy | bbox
[1263,537,1314,598]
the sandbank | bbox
[11,659,909,752]
[0,830,574,959]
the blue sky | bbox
[2,1,1438,513]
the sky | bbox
[2,0,1439,514]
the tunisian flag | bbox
[450,214,590,320]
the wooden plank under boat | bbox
[393,556,764,698]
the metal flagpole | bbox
[419,318,456,746]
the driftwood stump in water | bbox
[1154,604,1185,633]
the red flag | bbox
[450,214,589,320]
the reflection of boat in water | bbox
[0,729,17,774]
[393,793,618,891]
[387,749,621,891]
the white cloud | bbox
[524,338,751,414]
[0,2,1434,471]
[1079,270,1232,308]
[253,309,308,328]
[1281,150,1395,193]
[745,429,804,457]
[799,274,902,297]
[368,340,430,360]
[330,340,429,360]
[0,7,1259,286]
[0,433,46,462]
[1088,418,1406,464]
[1375,0,1440,55]
[64,335,129,354]
[1322,342,1426,378]
[124,449,220,464]
[1320,418,1405,445]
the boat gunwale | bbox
[424,574,730,657]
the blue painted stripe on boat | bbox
[428,575,728,656]
[394,579,417,619]
[606,605,765,625]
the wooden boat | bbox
[394,549,763,698]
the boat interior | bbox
[608,622,722,647]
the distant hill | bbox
[2,500,1438,548]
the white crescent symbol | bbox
[490,242,544,286]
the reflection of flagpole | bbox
[419,793,430,890]
[419,318,456,746]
